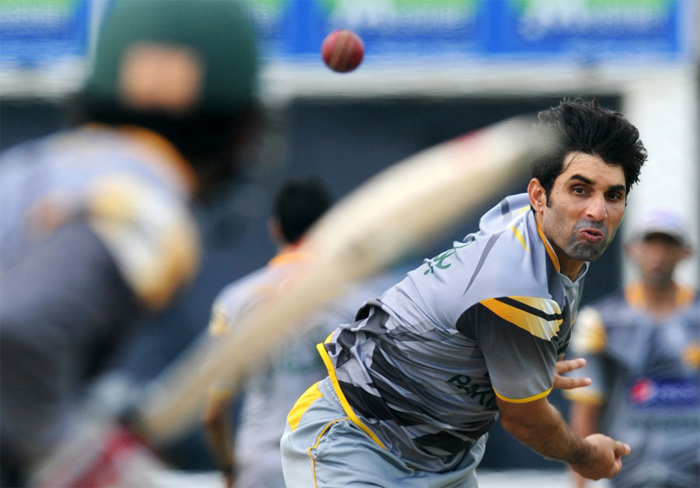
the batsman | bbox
[0,1,260,485]
[281,98,648,487]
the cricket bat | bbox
[134,114,552,443]
[29,114,553,487]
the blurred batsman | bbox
[567,209,699,488]
[0,1,259,485]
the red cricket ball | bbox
[321,29,364,73]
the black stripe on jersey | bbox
[414,420,494,456]
[456,303,479,338]
[457,301,557,348]
[495,296,563,321]
[463,233,500,296]
[337,380,397,421]
[414,431,471,456]
[337,339,442,427]
[340,378,440,429]
[340,378,436,427]
[369,345,436,425]
[499,197,511,222]
[334,328,357,368]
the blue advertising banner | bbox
[251,0,691,62]
[491,0,685,60]
[0,0,90,67]
[0,0,693,69]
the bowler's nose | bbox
[585,194,608,221]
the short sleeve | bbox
[469,297,564,402]
[86,174,200,309]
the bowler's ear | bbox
[528,178,547,214]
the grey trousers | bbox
[281,377,485,488]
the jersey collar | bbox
[625,282,696,310]
[83,123,198,196]
[268,244,313,268]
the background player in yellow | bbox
[567,209,699,488]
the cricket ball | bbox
[321,29,364,73]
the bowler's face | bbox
[530,152,627,279]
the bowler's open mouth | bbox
[580,228,604,242]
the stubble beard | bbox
[562,221,615,263]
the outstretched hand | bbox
[553,358,591,390]
[570,433,631,480]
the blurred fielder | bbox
[0,1,260,485]
[281,98,648,487]
[567,209,699,488]
[203,178,406,488]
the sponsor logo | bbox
[447,374,497,410]
[628,376,699,408]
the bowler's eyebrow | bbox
[569,174,593,185]
[569,174,625,193]
[607,184,626,193]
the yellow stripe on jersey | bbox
[676,285,696,307]
[208,306,229,337]
[570,307,607,354]
[683,343,700,369]
[481,297,563,340]
[536,221,560,273]
[116,125,198,195]
[207,387,234,401]
[510,224,530,252]
[309,418,348,488]
[627,282,696,310]
[316,343,387,449]
[563,388,605,405]
[287,382,323,431]
[87,175,199,309]
[494,387,552,403]
[268,248,313,268]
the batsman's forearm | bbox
[499,400,592,466]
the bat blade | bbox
[133,115,549,444]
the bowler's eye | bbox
[607,192,623,201]
[572,186,586,195]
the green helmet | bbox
[84,0,259,116]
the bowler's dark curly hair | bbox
[530,98,647,200]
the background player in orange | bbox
[203,178,404,488]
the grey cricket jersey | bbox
[317,193,588,472]
[567,286,700,487]
[0,125,200,309]
[0,125,200,468]
[208,249,405,488]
